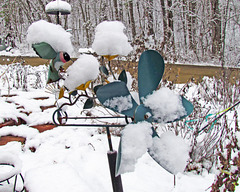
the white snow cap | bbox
[45,0,71,13]
[92,21,133,56]
[143,87,187,123]
[117,122,153,175]
[64,54,100,91]
[150,131,189,174]
[27,20,73,54]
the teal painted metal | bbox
[0,44,7,51]
[0,38,8,51]
[96,50,194,175]
[138,50,164,102]
[32,42,57,59]
[134,104,153,123]
[32,42,70,83]
[96,81,138,118]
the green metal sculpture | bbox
[32,42,70,83]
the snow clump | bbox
[64,54,99,91]
[103,95,133,113]
[27,20,73,54]
[92,21,133,56]
[117,121,153,175]
[45,0,71,13]
[149,131,189,174]
[143,87,186,123]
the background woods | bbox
[0,0,240,66]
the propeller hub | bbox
[134,104,153,123]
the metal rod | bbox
[106,126,113,151]
[108,60,117,80]
[198,100,240,133]
[56,11,60,24]
[59,124,126,127]
[63,116,126,120]
[174,175,176,187]
[107,151,124,192]
[105,126,124,192]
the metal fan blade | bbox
[32,42,57,59]
[115,138,123,176]
[148,128,175,174]
[167,96,194,123]
[96,81,138,118]
[138,50,165,102]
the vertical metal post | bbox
[56,11,60,24]
[106,126,123,192]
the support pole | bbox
[56,11,60,24]
[106,127,123,192]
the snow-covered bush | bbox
[0,63,48,91]
[160,74,240,178]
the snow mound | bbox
[117,122,153,175]
[92,21,132,56]
[103,95,133,113]
[25,164,91,192]
[64,54,99,91]
[27,20,73,54]
[143,87,186,123]
[45,0,71,14]
[150,131,189,174]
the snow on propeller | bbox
[96,50,194,175]
[32,42,71,84]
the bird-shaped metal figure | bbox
[32,42,70,83]
[96,50,194,175]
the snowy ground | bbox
[0,65,239,192]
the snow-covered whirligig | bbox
[96,50,194,175]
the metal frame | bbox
[0,163,25,192]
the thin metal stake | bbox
[106,127,123,192]
[106,126,113,151]
[174,175,176,187]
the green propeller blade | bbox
[32,42,57,59]
[147,128,175,174]
[115,137,123,176]
[96,81,138,118]
[138,50,165,102]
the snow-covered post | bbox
[45,0,71,25]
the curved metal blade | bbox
[138,50,165,102]
[115,138,123,176]
[180,96,194,118]
[168,96,194,123]
[148,128,175,174]
[149,96,194,123]
[96,81,138,118]
[32,42,57,59]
